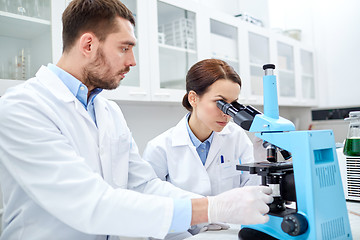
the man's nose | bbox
[127,50,136,67]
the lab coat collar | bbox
[171,114,231,147]
[172,115,192,147]
[36,66,78,103]
[35,66,98,129]
[204,133,222,169]
[204,124,231,169]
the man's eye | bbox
[121,47,129,52]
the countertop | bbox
[186,201,360,239]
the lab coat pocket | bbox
[218,160,241,191]
[110,134,131,188]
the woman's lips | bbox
[216,121,227,127]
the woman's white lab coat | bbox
[0,66,199,240]
[143,116,261,197]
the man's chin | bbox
[104,80,122,90]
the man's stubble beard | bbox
[83,47,129,90]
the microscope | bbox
[217,64,352,240]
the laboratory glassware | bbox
[343,111,360,156]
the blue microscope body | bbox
[217,64,352,239]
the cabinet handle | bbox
[129,91,147,96]
[154,93,171,97]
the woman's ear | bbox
[188,90,198,108]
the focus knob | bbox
[281,213,308,236]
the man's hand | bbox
[207,186,273,225]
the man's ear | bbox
[78,32,98,58]
[188,90,198,108]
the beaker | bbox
[343,111,360,156]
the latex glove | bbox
[199,222,230,233]
[207,186,273,225]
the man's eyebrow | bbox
[120,41,136,46]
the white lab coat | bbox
[143,116,261,197]
[0,66,200,240]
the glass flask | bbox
[343,111,360,156]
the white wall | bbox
[312,0,360,107]
[117,101,187,154]
[269,0,360,107]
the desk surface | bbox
[186,201,360,239]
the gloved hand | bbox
[199,222,230,233]
[207,186,273,225]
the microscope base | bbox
[238,228,278,240]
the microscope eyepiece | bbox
[216,100,240,118]
[216,100,232,114]
[263,64,276,70]
[216,100,261,131]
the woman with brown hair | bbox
[143,59,261,239]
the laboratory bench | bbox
[186,201,360,239]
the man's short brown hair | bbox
[62,0,135,52]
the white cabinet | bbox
[100,0,151,101]
[300,48,316,105]
[0,0,65,96]
[239,22,317,107]
[0,0,317,107]
[242,26,272,105]
[147,0,200,102]
[209,15,240,74]
[273,35,317,107]
[277,41,295,98]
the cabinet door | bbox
[277,41,296,99]
[100,0,151,101]
[210,19,239,74]
[207,10,242,99]
[149,0,198,102]
[246,30,271,105]
[0,0,64,96]
[300,49,317,105]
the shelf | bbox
[160,79,184,89]
[302,73,314,78]
[0,11,51,39]
[211,54,238,63]
[158,43,196,54]
[249,63,264,69]
[210,32,238,61]
[278,69,295,75]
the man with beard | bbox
[0,0,273,239]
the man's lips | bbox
[119,71,128,78]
